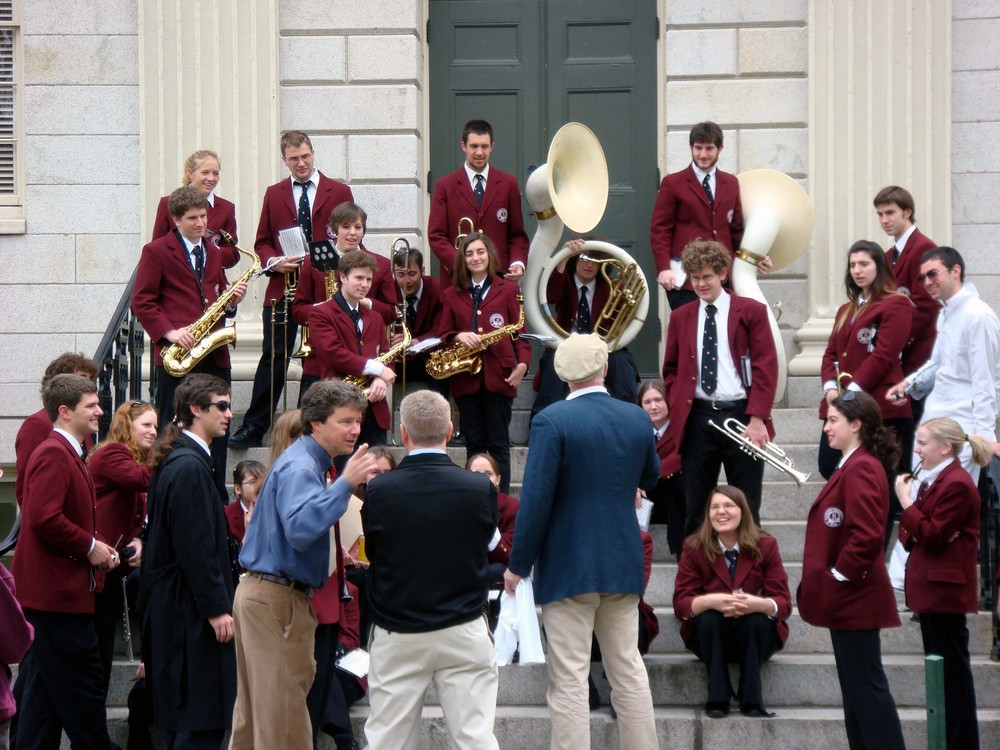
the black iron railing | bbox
[979,457,1000,661]
[93,265,147,440]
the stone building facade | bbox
[1,0,998,468]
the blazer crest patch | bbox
[489,313,505,329]
[824,507,845,527]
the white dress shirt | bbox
[695,291,746,401]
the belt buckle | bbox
[711,400,722,411]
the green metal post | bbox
[925,654,946,750]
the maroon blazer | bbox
[399,275,444,341]
[661,292,778,451]
[656,426,682,479]
[436,277,531,399]
[545,268,611,334]
[673,534,792,648]
[820,293,914,421]
[12,432,99,614]
[151,194,240,268]
[90,443,151,551]
[15,410,93,508]
[309,297,393,429]
[224,502,246,545]
[888,228,939,373]
[292,253,397,379]
[488,492,519,566]
[649,165,744,291]
[898,460,980,614]
[427,167,529,286]
[253,173,354,306]
[797,446,901,630]
[132,230,233,368]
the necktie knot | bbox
[724,548,739,581]
[349,307,361,324]
[294,180,309,189]
[706,303,717,318]
[406,294,418,304]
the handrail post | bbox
[925,654,946,750]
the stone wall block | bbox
[279,36,347,82]
[0,334,79,382]
[348,135,421,181]
[281,86,418,132]
[349,184,422,230]
[25,186,140,235]
[666,79,807,126]
[953,20,1000,71]
[665,0,807,26]
[23,0,138,35]
[0,235,75,284]
[27,136,140,186]
[25,36,139,85]
[348,36,421,81]
[664,129,739,174]
[77,234,144,284]
[953,122,1000,174]
[280,2,419,33]
[24,86,140,135]
[953,71,1000,121]
[739,27,807,75]
[664,29,738,77]
[307,136,350,180]
[738,128,808,175]
[953,1,1000,20]
[952,173,998,225]
[0,286,123,335]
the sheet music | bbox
[277,226,309,258]
[335,648,370,679]
[407,337,442,354]
[636,498,654,532]
[670,257,687,288]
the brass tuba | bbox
[732,169,814,402]
[161,229,260,377]
[521,123,648,351]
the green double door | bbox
[428,0,660,373]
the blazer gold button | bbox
[477,327,484,333]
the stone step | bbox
[77,706,1000,750]
[99,653,1000,711]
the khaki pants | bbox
[228,575,317,750]
[364,616,499,750]
[542,593,657,750]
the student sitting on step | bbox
[673,485,791,719]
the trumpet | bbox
[833,360,852,395]
[707,417,811,487]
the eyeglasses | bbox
[238,479,259,488]
[916,267,952,284]
[209,400,232,412]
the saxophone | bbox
[343,317,412,396]
[161,230,261,377]
[426,293,524,379]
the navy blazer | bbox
[508,392,660,604]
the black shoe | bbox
[447,433,466,447]
[739,704,776,718]
[704,701,729,719]
[230,423,264,448]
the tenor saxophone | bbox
[161,230,261,377]
[343,319,412,397]
[426,294,524,379]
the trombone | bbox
[454,217,476,250]
[708,418,811,487]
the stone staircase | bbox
[89,376,1000,749]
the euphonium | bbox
[426,294,524,379]
[344,320,412,397]
[161,229,261,377]
[707,417,811,487]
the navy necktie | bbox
[191,244,204,280]
[701,304,719,395]
[891,246,901,265]
[405,294,418,329]
[576,286,592,333]
[474,174,485,207]
[295,180,312,239]
[702,173,714,206]
[472,284,484,328]
[724,548,739,583]
[916,480,929,503]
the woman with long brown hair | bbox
[89,400,158,699]
[798,390,905,750]
[673,485,791,719]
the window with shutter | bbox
[0,0,22,230]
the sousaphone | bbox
[522,123,649,351]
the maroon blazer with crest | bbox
[649,165,744,291]
[661,292,777,451]
[13,432,100,614]
[436,276,531,399]
[151,194,240,268]
[309,298,393,430]
[673,534,792,648]
[820,293,913,421]
[427,167,529,286]
[132,230,233,368]
[545,267,611,334]
[90,443,151,553]
[797,446,901,630]
[253,173,354,306]
[888,227,939,373]
[898,459,980,614]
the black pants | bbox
[919,612,980,749]
[307,624,365,750]
[688,610,780,706]
[17,609,112,750]
[93,569,129,701]
[682,401,764,535]
[241,302,297,433]
[455,391,513,493]
[162,730,224,750]
[648,474,686,556]
[154,362,231,505]
[829,629,905,750]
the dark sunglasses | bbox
[916,266,952,284]
[209,400,232,412]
